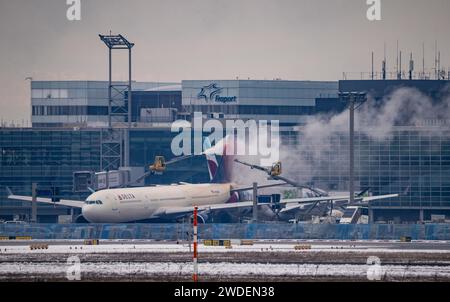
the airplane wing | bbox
[160,196,340,217]
[280,195,350,204]
[6,187,84,208]
[277,193,399,207]
[156,192,399,219]
[360,193,399,202]
[279,202,321,214]
[162,201,257,216]
[279,193,400,214]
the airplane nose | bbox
[82,199,105,222]
[82,205,96,223]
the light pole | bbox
[339,92,367,205]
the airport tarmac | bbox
[0,239,450,281]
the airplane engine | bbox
[191,211,209,223]
[197,213,208,223]
[226,191,240,203]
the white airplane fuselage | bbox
[82,183,231,223]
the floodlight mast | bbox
[99,34,134,167]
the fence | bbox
[1,223,450,240]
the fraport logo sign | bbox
[197,83,237,103]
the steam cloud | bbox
[232,86,450,193]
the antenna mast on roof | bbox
[422,43,425,79]
[382,42,386,80]
[435,41,438,79]
[371,51,374,80]
[438,51,441,79]
[396,40,399,79]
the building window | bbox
[32,106,45,116]
[42,106,108,116]
[31,89,68,99]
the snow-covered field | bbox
[1,261,450,280]
[1,240,450,280]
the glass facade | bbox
[129,91,182,122]
[280,127,450,222]
[1,125,450,223]
[0,128,101,222]
[31,81,110,127]
[129,129,209,185]
[131,126,450,213]
[186,99,346,117]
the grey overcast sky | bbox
[0,0,449,124]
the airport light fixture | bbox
[99,34,135,50]
[98,33,134,128]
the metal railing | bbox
[1,223,450,240]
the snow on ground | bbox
[1,242,450,254]
[1,261,450,279]
[2,240,450,280]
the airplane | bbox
[5,136,283,223]
[6,136,399,223]
[233,158,399,222]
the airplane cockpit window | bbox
[85,200,103,205]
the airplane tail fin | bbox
[402,185,411,196]
[5,186,13,197]
[203,135,234,183]
[203,137,219,182]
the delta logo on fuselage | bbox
[117,193,136,201]
[197,83,237,103]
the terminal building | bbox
[31,80,342,127]
[31,81,179,128]
[181,80,341,125]
[1,78,450,223]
